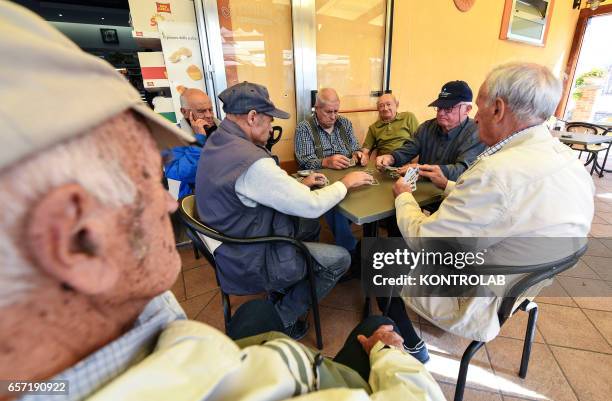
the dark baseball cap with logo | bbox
[428,80,473,109]
[219,81,290,119]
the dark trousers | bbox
[376,297,422,349]
[228,299,400,382]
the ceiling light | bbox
[58,13,63,17]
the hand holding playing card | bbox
[323,154,351,169]
[393,176,414,198]
[302,173,328,188]
[418,164,448,189]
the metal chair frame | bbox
[565,122,611,176]
[177,195,324,349]
[376,244,587,401]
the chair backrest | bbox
[177,195,225,264]
[566,122,605,136]
[496,243,588,323]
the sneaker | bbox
[285,320,310,341]
[405,340,430,364]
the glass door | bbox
[198,0,391,163]
[315,0,388,143]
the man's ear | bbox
[25,184,120,295]
[246,110,258,126]
[493,98,506,122]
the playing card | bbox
[370,179,380,185]
[404,167,419,184]
[362,168,375,175]
[384,165,399,172]
[348,159,356,167]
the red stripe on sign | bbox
[141,67,167,79]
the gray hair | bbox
[0,128,136,307]
[484,62,561,122]
[315,88,340,108]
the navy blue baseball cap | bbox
[218,81,290,119]
[428,80,473,108]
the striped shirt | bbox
[294,114,360,170]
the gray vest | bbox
[195,119,306,294]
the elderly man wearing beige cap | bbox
[0,3,445,401]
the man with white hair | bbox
[0,4,446,400]
[359,93,419,165]
[377,81,485,185]
[294,88,364,257]
[179,88,221,145]
[384,62,594,360]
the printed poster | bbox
[158,21,207,123]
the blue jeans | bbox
[324,209,357,252]
[273,218,350,327]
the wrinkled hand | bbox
[376,154,395,171]
[340,171,374,189]
[357,325,404,356]
[302,173,327,188]
[397,163,418,176]
[418,164,448,189]
[323,154,351,169]
[392,176,414,198]
[360,154,370,166]
[353,151,368,167]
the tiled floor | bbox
[172,158,612,401]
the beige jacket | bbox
[395,124,594,341]
[88,320,445,401]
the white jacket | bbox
[395,124,594,341]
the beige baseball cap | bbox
[0,2,193,171]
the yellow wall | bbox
[389,0,580,123]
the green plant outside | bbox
[572,68,605,100]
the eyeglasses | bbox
[434,104,465,114]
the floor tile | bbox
[183,265,219,299]
[299,306,362,358]
[592,215,608,224]
[590,223,612,238]
[551,346,612,401]
[535,303,611,353]
[584,238,612,258]
[170,272,186,302]
[558,259,600,279]
[420,324,498,392]
[438,381,503,401]
[320,279,366,312]
[535,279,577,308]
[596,212,612,224]
[599,238,612,251]
[178,289,218,319]
[594,201,612,213]
[178,245,208,271]
[487,338,578,401]
[582,309,612,346]
[498,311,544,344]
[580,255,612,280]
[557,276,612,312]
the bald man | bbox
[360,94,419,165]
[294,88,363,256]
[179,88,221,145]
[295,88,362,170]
